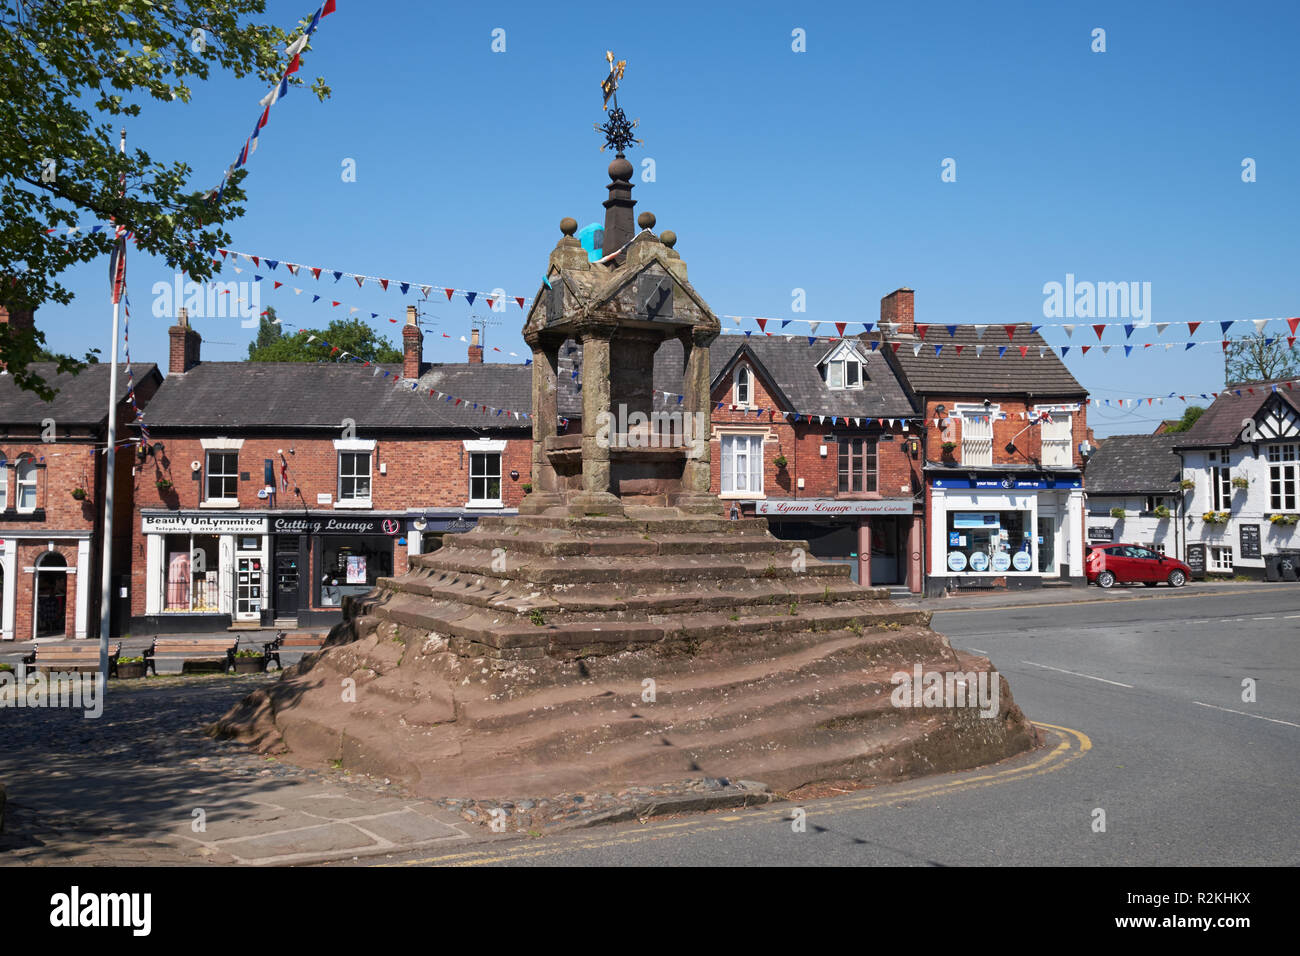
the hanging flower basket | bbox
[1268,513,1299,526]
[1201,511,1230,524]
[71,488,87,500]
[155,479,173,491]
[1179,479,1195,490]
[1231,476,1250,490]
[521,483,533,494]
[1109,507,1126,519]
[1153,505,1172,519]
[774,454,788,469]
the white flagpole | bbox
[98,128,125,686]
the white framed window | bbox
[1209,450,1231,511]
[1210,546,1234,572]
[1151,542,1166,556]
[205,450,239,503]
[1267,443,1298,512]
[469,452,502,506]
[16,454,37,512]
[0,455,7,510]
[819,342,866,390]
[1145,495,1170,512]
[733,366,752,406]
[956,405,996,466]
[721,433,764,495]
[338,452,372,503]
[1039,412,1072,467]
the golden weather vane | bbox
[601,50,626,111]
[594,51,641,153]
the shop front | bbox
[750,498,923,591]
[0,533,93,641]
[926,472,1084,596]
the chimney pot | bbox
[168,310,201,374]
[468,327,483,364]
[402,306,422,379]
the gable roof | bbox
[1084,434,1182,495]
[883,324,1087,397]
[140,362,532,431]
[1173,382,1300,448]
[0,362,161,427]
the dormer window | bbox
[819,342,866,390]
[733,365,752,406]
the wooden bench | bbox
[144,637,238,676]
[263,631,327,670]
[22,642,121,677]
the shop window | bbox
[1210,546,1234,572]
[1268,443,1298,512]
[338,451,372,503]
[162,533,220,612]
[1040,413,1072,467]
[319,536,393,607]
[469,453,502,506]
[16,454,37,512]
[945,510,1035,574]
[721,433,763,495]
[733,366,752,406]
[205,450,239,502]
[837,437,877,493]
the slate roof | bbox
[553,335,916,419]
[885,324,1087,397]
[1172,382,1300,448]
[0,362,160,427]
[140,362,532,431]
[1084,434,1183,495]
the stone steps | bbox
[413,550,852,585]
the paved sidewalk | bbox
[0,674,492,866]
[892,579,1293,612]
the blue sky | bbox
[37,0,1300,436]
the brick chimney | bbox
[880,288,915,337]
[0,302,35,334]
[468,327,483,364]
[402,305,422,379]
[168,307,201,374]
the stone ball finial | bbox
[559,217,578,237]
[637,211,656,230]
[660,230,677,249]
[608,156,634,182]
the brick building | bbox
[0,304,161,640]
[876,289,1090,595]
[129,308,531,632]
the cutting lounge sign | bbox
[270,516,400,536]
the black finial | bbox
[594,50,643,154]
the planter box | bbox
[232,656,266,675]
[116,661,147,679]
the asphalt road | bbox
[374,584,1300,866]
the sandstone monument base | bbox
[217,515,1038,800]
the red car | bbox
[1086,544,1191,588]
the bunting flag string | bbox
[205,1,338,204]
[206,246,534,312]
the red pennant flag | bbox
[330,346,339,354]
[515,297,525,309]
[251,256,260,267]
[218,249,228,259]
[286,264,298,275]
[915,324,928,341]
[310,267,321,279]
[757,318,768,332]
[1147,398,1153,405]
[1288,317,1300,336]
[374,278,386,291]
[1221,340,1230,351]
[1004,324,1017,341]
[354,276,365,288]
[486,298,495,309]
[1289,337,1297,348]
[891,342,901,353]
[286,53,302,75]
[1082,345,1091,355]
[1187,321,1201,336]
[954,345,964,355]
[444,288,454,301]
[323,0,337,14]
[273,281,283,289]
[258,106,270,129]
[835,322,847,337]
[1247,387,1255,395]
[331,300,340,307]
[1018,345,1028,357]
[1144,343,1152,349]
[1093,324,1106,340]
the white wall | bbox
[1181,447,1299,569]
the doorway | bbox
[274,552,300,620]
[35,552,68,638]
[1037,515,1057,575]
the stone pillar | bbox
[572,330,622,514]
[520,339,563,514]
[673,329,721,512]
[858,519,872,587]
[908,515,924,594]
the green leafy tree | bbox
[248,318,403,363]
[246,304,283,358]
[1,0,332,397]
[1224,334,1300,386]
[1161,406,1205,433]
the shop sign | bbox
[946,551,967,571]
[408,515,479,534]
[932,477,1082,490]
[1088,526,1114,542]
[1011,550,1034,571]
[142,513,268,535]
[270,516,402,536]
[953,512,1000,529]
[754,498,913,516]
[1239,524,1262,560]
[991,552,1012,572]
